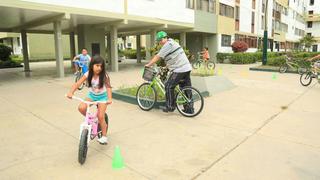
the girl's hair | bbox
[88,55,106,89]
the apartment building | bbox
[305,0,320,52]
[0,0,318,77]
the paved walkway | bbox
[0,61,319,180]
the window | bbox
[235,6,240,31]
[307,33,312,36]
[252,0,256,9]
[307,21,313,28]
[261,15,265,30]
[235,6,240,20]
[209,0,216,13]
[195,0,216,13]
[219,3,234,18]
[251,12,255,33]
[310,0,314,5]
[312,45,318,52]
[221,35,231,47]
[186,0,194,9]
[309,10,313,15]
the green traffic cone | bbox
[112,146,124,169]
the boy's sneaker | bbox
[160,106,175,113]
[97,136,108,145]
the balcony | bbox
[194,10,218,33]
[304,14,320,22]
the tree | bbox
[231,41,248,53]
[299,35,317,52]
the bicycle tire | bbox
[136,83,157,111]
[176,86,204,117]
[300,72,313,86]
[78,129,89,165]
[279,65,288,73]
[207,62,216,70]
[192,61,201,69]
[75,72,85,90]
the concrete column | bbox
[136,35,141,63]
[150,29,157,47]
[207,34,218,63]
[110,26,118,72]
[180,32,187,48]
[146,35,151,60]
[54,20,64,78]
[21,30,30,72]
[106,33,112,67]
[69,32,76,67]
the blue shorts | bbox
[74,61,88,74]
[87,92,108,102]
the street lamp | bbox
[262,0,268,65]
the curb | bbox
[249,67,299,74]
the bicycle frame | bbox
[148,72,190,104]
[286,59,301,69]
[69,96,106,143]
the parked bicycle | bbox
[300,61,320,86]
[67,96,109,165]
[136,66,204,117]
[192,52,215,70]
[279,55,308,74]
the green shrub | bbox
[216,51,318,65]
[266,56,286,66]
[0,44,13,61]
[123,49,137,59]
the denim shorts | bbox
[87,92,108,102]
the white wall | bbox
[22,0,124,13]
[239,0,253,33]
[12,37,22,55]
[127,0,194,23]
[220,0,235,7]
[256,0,274,37]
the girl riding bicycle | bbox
[67,55,112,144]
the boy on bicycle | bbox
[73,48,91,74]
[145,31,194,113]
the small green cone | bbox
[272,73,277,80]
[112,146,124,169]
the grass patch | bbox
[191,66,215,77]
[116,84,166,101]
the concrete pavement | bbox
[0,61,319,179]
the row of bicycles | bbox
[279,55,320,86]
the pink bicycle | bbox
[69,96,109,165]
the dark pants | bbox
[165,71,192,111]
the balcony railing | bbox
[304,14,320,22]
